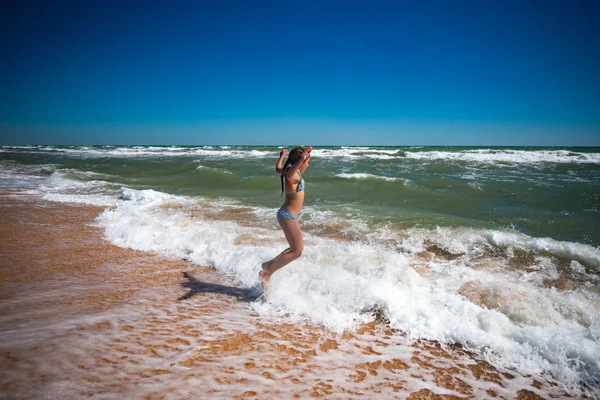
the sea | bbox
[1,144,599,396]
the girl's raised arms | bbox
[275,149,287,175]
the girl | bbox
[260,146,312,291]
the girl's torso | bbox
[282,171,305,215]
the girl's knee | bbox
[291,247,303,259]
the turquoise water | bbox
[2,145,599,246]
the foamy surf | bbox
[403,148,600,164]
[0,193,558,399]
[336,173,407,183]
[93,187,600,396]
[38,170,121,206]
[4,145,600,164]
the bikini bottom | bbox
[277,207,299,221]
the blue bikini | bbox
[284,171,304,195]
[277,171,304,221]
[277,208,299,220]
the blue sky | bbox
[1,0,599,146]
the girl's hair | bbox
[280,147,304,195]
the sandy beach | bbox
[0,191,576,399]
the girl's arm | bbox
[285,147,312,182]
[275,149,287,174]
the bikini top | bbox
[285,171,305,194]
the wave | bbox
[91,187,600,396]
[195,164,234,175]
[0,163,56,190]
[0,145,275,159]
[314,148,600,164]
[3,145,599,165]
[336,173,407,183]
[404,149,600,164]
[313,148,404,160]
[36,170,122,206]
[390,226,600,272]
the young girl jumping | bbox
[260,146,312,291]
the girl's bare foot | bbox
[259,269,270,292]
[259,263,271,292]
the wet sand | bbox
[0,191,574,399]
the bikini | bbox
[277,171,304,221]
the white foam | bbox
[405,149,600,165]
[94,188,600,395]
[336,172,406,182]
[0,164,53,189]
[312,147,403,160]
[3,145,599,165]
[467,181,483,191]
[0,145,277,159]
[195,164,233,174]
[483,230,600,270]
[36,171,121,206]
[391,226,600,271]
[0,164,119,204]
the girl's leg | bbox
[260,218,303,291]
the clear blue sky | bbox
[1,0,599,146]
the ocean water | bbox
[1,145,599,396]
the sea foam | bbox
[404,149,600,164]
[3,145,600,165]
[336,172,406,182]
[94,187,600,395]
[37,171,119,206]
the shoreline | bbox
[0,191,574,398]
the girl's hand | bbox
[279,149,287,158]
[302,147,312,160]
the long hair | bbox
[280,147,304,195]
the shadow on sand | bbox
[178,271,262,302]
